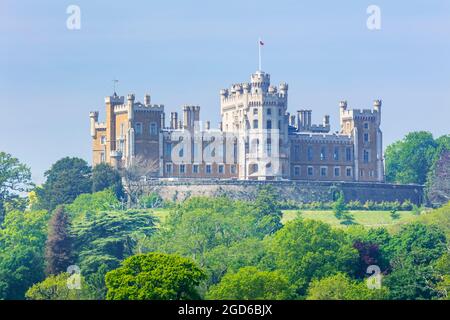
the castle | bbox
[90,70,384,183]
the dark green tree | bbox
[105,252,205,300]
[92,163,124,200]
[0,152,33,223]
[252,185,283,234]
[45,206,73,275]
[36,157,92,211]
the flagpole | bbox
[258,37,262,71]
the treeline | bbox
[279,199,420,211]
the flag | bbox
[259,40,264,46]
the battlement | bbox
[105,94,124,105]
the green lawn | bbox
[153,207,421,229]
[282,210,419,228]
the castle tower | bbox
[220,70,289,180]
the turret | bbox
[339,100,347,111]
[89,111,99,138]
[127,94,135,120]
[144,94,151,106]
[279,82,288,97]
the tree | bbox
[0,152,33,223]
[36,157,92,211]
[71,209,156,298]
[25,273,91,300]
[206,267,296,300]
[252,185,283,234]
[105,252,205,300]
[263,219,359,296]
[144,197,263,267]
[0,210,50,299]
[385,131,438,184]
[92,163,124,200]
[306,273,388,300]
[333,192,354,225]
[45,206,73,275]
[384,223,447,299]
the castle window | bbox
[334,167,340,177]
[100,152,105,163]
[369,170,374,177]
[346,167,352,177]
[166,163,172,174]
[119,140,124,152]
[364,122,369,130]
[346,147,352,162]
[307,146,313,161]
[320,167,327,177]
[294,166,301,176]
[364,133,369,143]
[218,164,224,174]
[267,120,272,129]
[120,123,125,136]
[363,150,370,163]
[231,165,236,174]
[101,136,106,145]
[360,169,364,177]
[333,147,339,161]
[267,108,272,115]
[278,120,281,129]
[320,147,326,161]
[179,148,184,157]
[266,139,272,156]
[165,143,172,157]
[206,164,212,174]
[193,164,199,174]
[294,145,300,161]
[253,119,259,129]
[135,123,143,135]
[278,108,282,116]
[180,164,186,174]
[253,108,258,115]
[307,166,314,176]
[150,122,158,135]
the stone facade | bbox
[90,70,384,183]
[136,180,423,205]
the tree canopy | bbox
[105,252,205,300]
[35,157,92,211]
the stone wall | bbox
[137,179,424,205]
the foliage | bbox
[385,131,439,184]
[92,163,125,200]
[25,272,91,300]
[0,152,33,223]
[139,192,164,209]
[0,210,50,299]
[306,273,388,300]
[45,206,73,275]
[206,267,296,300]
[203,238,266,286]
[333,192,354,225]
[263,219,359,296]
[144,197,264,266]
[35,157,92,212]
[71,209,156,298]
[252,185,283,235]
[105,252,205,300]
[66,189,122,224]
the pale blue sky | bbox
[1,1,449,183]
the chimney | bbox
[205,121,211,130]
[170,112,178,129]
[323,115,330,126]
